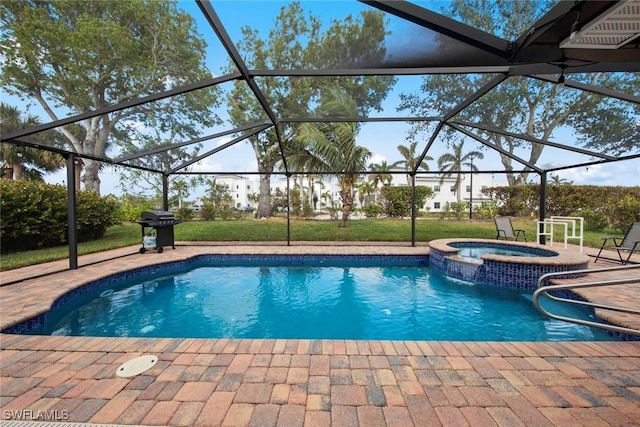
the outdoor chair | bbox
[495,217,527,242]
[594,222,640,264]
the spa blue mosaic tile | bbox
[429,244,588,292]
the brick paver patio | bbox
[1,243,638,426]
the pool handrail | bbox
[533,264,640,337]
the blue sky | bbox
[5,1,638,194]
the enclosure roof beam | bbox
[529,75,640,105]
[411,74,509,175]
[509,0,577,61]
[413,122,444,176]
[448,122,543,173]
[442,74,508,122]
[251,67,510,77]
[168,124,271,174]
[114,121,272,164]
[544,152,640,173]
[280,116,442,123]
[451,119,617,160]
[360,0,510,59]
[197,0,289,173]
[0,73,241,143]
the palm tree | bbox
[550,174,572,185]
[170,178,189,209]
[368,160,393,187]
[357,180,373,207]
[368,160,393,203]
[0,103,65,180]
[437,141,484,202]
[392,140,433,186]
[294,87,371,227]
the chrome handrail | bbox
[533,264,640,337]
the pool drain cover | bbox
[116,354,158,377]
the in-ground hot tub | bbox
[428,239,590,291]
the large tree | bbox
[0,103,64,180]
[226,2,396,218]
[293,87,371,227]
[116,128,205,202]
[398,0,639,185]
[1,0,220,194]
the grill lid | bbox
[141,211,174,221]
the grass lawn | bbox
[0,217,618,271]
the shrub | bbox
[362,203,383,218]
[606,195,640,233]
[117,197,155,222]
[482,185,537,216]
[379,186,434,217]
[200,204,217,221]
[0,180,120,253]
[218,204,234,220]
[290,188,302,217]
[174,207,195,221]
[576,209,609,232]
[474,201,499,219]
[300,200,315,219]
[75,192,120,242]
[448,201,469,219]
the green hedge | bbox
[0,180,120,253]
[482,184,640,232]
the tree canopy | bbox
[226,1,396,218]
[1,0,220,194]
[398,0,639,186]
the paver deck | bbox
[1,242,639,426]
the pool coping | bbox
[428,238,590,266]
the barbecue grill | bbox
[137,211,181,253]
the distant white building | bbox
[412,171,504,212]
[208,174,256,210]
[270,170,505,213]
[205,171,505,213]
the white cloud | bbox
[558,162,639,186]
[368,153,388,167]
[191,157,223,173]
[216,136,233,147]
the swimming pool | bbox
[17,255,612,341]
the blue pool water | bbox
[28,258,612,341]
[457,247,545,258]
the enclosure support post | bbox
[162,174,169,211]
[66,154,78,269]
[286,174,291,246]
[539,172,547,245]
[469,157,474,219]
[411,173,416,247]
